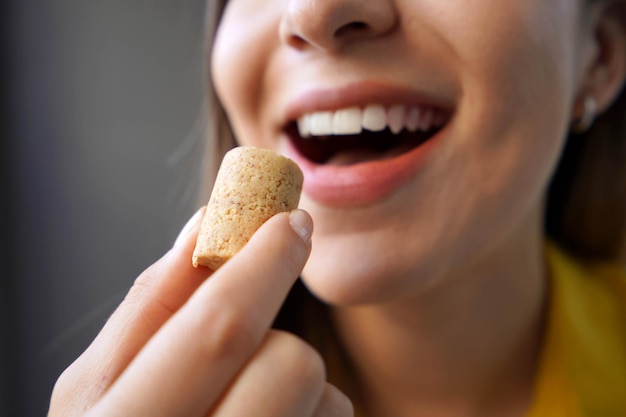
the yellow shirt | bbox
[346,245,626,417]
[527,244,626,416]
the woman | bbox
[49,0,626,416]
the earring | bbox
[572,96,597,133]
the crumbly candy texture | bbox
[192,147,304,270]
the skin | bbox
[49,0,625,416]
[50,209,353,417]
[213,0,589,304]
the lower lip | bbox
[283,128,447,207]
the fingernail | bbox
[174,206,205,247]
[289,209,313,244]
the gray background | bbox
[3,1,207,415]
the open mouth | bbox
[285,104,450,165]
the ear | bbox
[576,1,626,115]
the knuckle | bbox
[127,280,176,334]
[49,358,109,417]
[193,300,260,362]
[52,361,83,398]
[126,269,158,309]
[132,252,168,287]
[322,384,355,417]
[50,366,73,404]
[271,331,326,390]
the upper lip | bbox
[281,80,456,129]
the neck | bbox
[330,210,548,417]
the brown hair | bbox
[546,90,626,262]
[202,0,626,263]
[197,0,237,204]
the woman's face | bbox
[211,0,590,304]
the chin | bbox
[299,234,442,306]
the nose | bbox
[279,0,397,52]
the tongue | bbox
[326,149,387,166]
[325,139,419,166]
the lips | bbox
[281,83,454,206]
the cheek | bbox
[211,8,281,144]
[427,0,579,110]
[441,0,579,198]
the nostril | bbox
[285,21,370,50]
[286,34,309,49]
[334,21,369,39]
[279,0,398,53]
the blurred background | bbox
[2,1,207,415]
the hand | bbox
[48,208,353,417]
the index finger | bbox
[90,210,313,417]
[50,208,211,415]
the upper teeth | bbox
[297,104,446,138]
